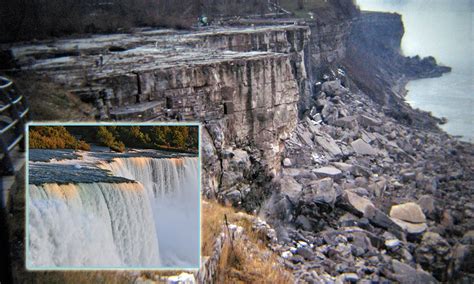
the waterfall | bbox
[99,157,200,267]
[28,156,199,268]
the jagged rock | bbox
[415,232,451,280]
[313,166,342,179]
[349,231,373,256]
[321,80,349,97]
[340,191,374,216]
[297,246,315,260]
[314,135,342,157]
[281,251,293,259]
[400,171,417,182]
[332,162,353,173]
[279,176,302,203]
[265,194,295,224]
[351,139,379,156]
[390,202,426,223]
[167,273,196,284]
[296,215,313,231]
[303,177,338,205]
[368,178,386,198]
[358,114,382,127]
[224,189,242,205]
[323,105,339,124]
[440,209,454,230]
[364,205,404,239]
[390,259,438,284]
[418,195,437,219]
[338,213,360,227]
[297,126,314,146]
[291,255,305,264]
[347,187,369,197]
[334,116,359,129]
[220,148,251,189]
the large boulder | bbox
[358,114,382,127]
[321,80,349,97]
[351,139,379,156]
[279,176,302,203]
[334,116,359,129]
[302,177,338,206]
[315,135,342,157]
[340,190,374,216]
[313,166,343,180]
[390,259,438,284]
[390,202,426,223]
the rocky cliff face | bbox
[343,11,451,128]
[4,25,310,205]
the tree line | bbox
[29,125,198,153]
[0,0,269,43]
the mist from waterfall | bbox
[28,156,199,268]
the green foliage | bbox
[143,126,198,151]
[29,126,90,150]
[29,125,198,153]
[96,126,125,152]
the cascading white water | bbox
[28,156,200,268]
[28,182,161,268]
[99,157,200,267]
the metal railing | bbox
[0,76,29,176]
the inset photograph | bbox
[26,123,200,270]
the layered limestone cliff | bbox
[4,25,310,204]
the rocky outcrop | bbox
[343,11,451,129]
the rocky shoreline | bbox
[259,73,473,282]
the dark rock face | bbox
[343,11,451,129]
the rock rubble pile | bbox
[260,77,474,282]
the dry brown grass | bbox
[202,201,294,284]
[217,239,293,284]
